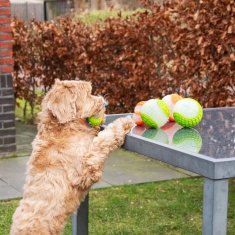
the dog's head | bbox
[41,79,107,124]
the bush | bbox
[12,0,235,121]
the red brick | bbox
[0,18,11,24]
[0,58,14,64]
[0,34,12,41]
[0,26,11,32]
[0,66,13,73]
[0,9,11,16]
[0,50,12,57]
[0,2,10,7]
[0,42,12,49]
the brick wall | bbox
[0,0,16,157]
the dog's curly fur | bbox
[11,80,134,235]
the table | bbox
[72,107,235,235]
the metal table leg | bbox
[72,194,89,235]
[203,178,229,235]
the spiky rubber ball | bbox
[140,99,170,128]
[173,98,203,128]
[87,116,103,127]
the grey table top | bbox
[105,107,235,180]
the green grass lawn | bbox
[2,177,235,234]
[76,9,145,25]
[15,98,41,123]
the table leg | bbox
[72,194,89,235]
[203,178,229,235]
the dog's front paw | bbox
[112,117,134,135]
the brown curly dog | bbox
[11,80,133,235]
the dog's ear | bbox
[45,80,79,124]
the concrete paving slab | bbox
[0,157,28,178]
[102,149,189,186]
[16,122,36,156]
[0,157,28,197]
[0,179,21,200]
[1,176,25,194]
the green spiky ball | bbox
[140,99,170,128]
[173,98,203,127]
[87,116,103,126]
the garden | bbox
[1,0,235,234]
